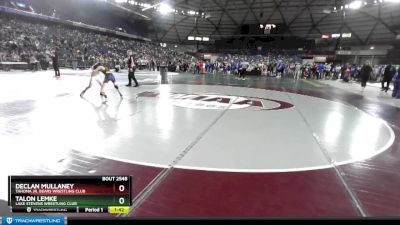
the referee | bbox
[126,54,139,87]
[51,49,60,78]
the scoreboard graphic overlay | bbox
[8,176,132,214]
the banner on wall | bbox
[204,54,212,60]
[302,59,314,65]
[314,56,327,63]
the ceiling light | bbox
[158,3,173,15]
[349,1,363,9]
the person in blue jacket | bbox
[317,63,325,80]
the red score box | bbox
[10,176,131,195]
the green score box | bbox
[11,194,131,207]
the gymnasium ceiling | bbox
[117,0,400,45]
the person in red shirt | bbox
[343,65,350,82]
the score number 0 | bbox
[118,184,126,205]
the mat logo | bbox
[138,91,294,111]
[6,217,12,224]
[170,94,263,110]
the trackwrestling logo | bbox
[1,217,64,225]
[137,91,294,111]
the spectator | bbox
[381,64,396,92]
[0,15,194,71]
[360,61,372,92]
